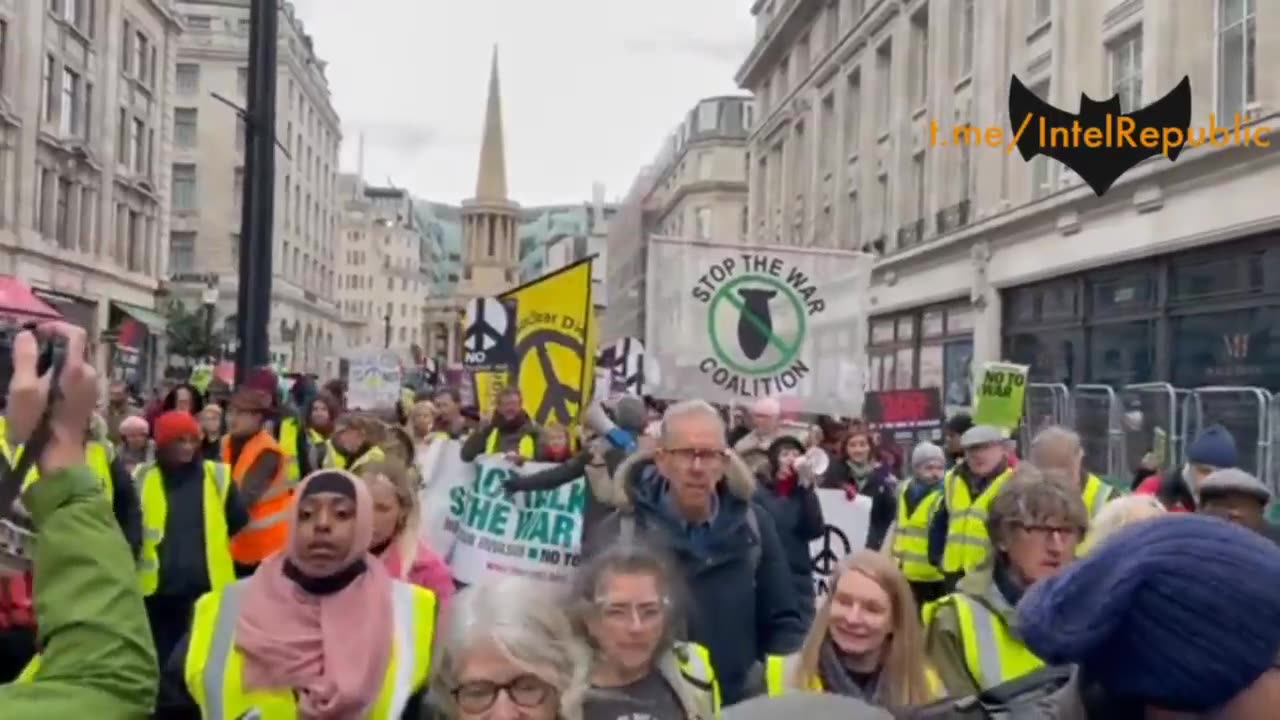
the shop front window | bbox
[919,343,944,389]
[1006,330,1080,385]
[943,339,972,407]
[1089,321,1155,387]
[1172,308,1278,388]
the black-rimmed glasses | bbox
[452,674,554,713]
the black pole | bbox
[384,315,392,348]
[234,0,278,386]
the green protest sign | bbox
[443,456,586,585]
[972,362,1029,432]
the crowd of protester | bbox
[4,327,1280,719]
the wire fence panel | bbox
[1120,383,1180,476]
[1020,384,1070,451]
[1184,387,1271,476]
[1072,385,1122,479]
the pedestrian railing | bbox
[1182,386,1271,478]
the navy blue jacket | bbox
[585,450,806,704]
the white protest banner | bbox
[644,237,874,415]
[346,348,402,411]
[439,455,586,586]
[810,490,872,602]
[416,438,465,559]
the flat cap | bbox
[1200,468,1272,504]
[961,424,1005,448]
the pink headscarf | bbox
[234,470,394,719]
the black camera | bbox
[0,322,67,411]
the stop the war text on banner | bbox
[444,455,586,586]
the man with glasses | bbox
[588,399,805,705]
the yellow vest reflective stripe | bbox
[5,439,115,502]
[892,481,944,583]
[278,417,302,483]
[1081,474,1112,519]
[484,429,535,459]
[138,461,235,597]
[674,642,721,715]
[184,579,436,719]
[941,467,1015,574]
[765,653,945,699]
[321,442,386,472]
[950,593,1045,690]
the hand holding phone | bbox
[6,322,98,473]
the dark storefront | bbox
[867,300,975,411]
[1002,235,1280,390]
[108,302,167,389]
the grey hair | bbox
[430,576,591,720]
[659,399,726,444]
[1030,425,1082,466]
[986,465,1089,549]
[569,541,686,657]
[1085,495,1165,551]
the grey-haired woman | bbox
[571,542,722,720]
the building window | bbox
[1029,80,1053,198]
[877,173,892,238]
[133,31,149,85]
[875,40,892,131]
[176,63,199,94]
[42,55,57,122]
[236,66,248,97]
[54,177,71,248]
[1217,0,1256,119]
[235,118,245,152]
[697,101,719,132]
[171,163,197,211]
[232,167,243,215]
[1030,0,1052,29]
[847,189,861,250]
[909,7,929,109]
[844,70,861,156]
[910,152,926,227]
[130,117,145,173]
[169,231,195,273]
[0,20,9,94]
[695,207,712,240]
[1109,30,1143,112]
[59,67,80,136]
[953,0,974,79]
[174,108,197,147]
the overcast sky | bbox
[289,0,755,207]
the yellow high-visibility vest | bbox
[184,578,436,719]
[485,429,535,459]
[941,467,1015,574]
[674,642,721,718]
[137,460,235,597]
[892,481,945,583]
[1081,473,1113,519]
[764,654,945,697]
[1,435,115,501]
[321,441,385,472]
[942,592,1045,691]
[277,417,324,485]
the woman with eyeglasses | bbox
[922,466,1087,697]
[571,542,720,720]
[430,575,590,720]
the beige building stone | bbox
[170,0,341,375]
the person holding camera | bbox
[0,322,157,718]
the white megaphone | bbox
[583,397,640,452]
[793,446,830,481]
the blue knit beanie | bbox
[1016,513,1280,710]
[1186,424,1238,468]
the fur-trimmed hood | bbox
[592,447,758,512]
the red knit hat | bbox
[154,410,200,447]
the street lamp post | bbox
[384,314,392,349]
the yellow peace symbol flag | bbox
[473,370,511,417]
[500,257,596,427]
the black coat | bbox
[753,480,824,625]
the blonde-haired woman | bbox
[357,460,455,611]
[1079,494,1165,554]
[764,550,940,709]
[431,576,591,720]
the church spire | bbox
[474,45,508,202]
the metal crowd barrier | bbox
[1019,382,1276,490]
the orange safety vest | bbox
[223,432,290,565]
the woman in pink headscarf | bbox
[159,469,440,719]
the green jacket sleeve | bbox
[924,602,980,698]
[0,465,158,719]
